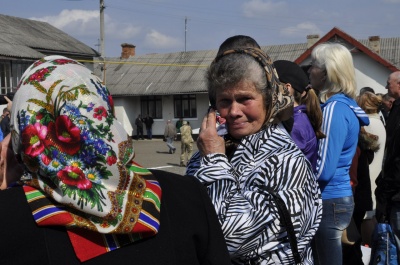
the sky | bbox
[2,0,400,57]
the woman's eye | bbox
[238,97,251,103]
[218,99,230,106]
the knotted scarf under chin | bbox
[213,48,293,126]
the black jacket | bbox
[0,170,231,265]
[376,98,400,204]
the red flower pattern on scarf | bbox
[57,166,92,189]
[40,154,52,166]
[108,95,114,111]
[93,106,107,121]
[46,115,81,155]
[22,123,48,157]
[24,67,55,85]
[106,155,117,166]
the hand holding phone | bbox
[197,108,225,156]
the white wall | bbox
[114,97,141,136]
[352,53,391,95]
[113,93,210,136]
[114,105,132,136]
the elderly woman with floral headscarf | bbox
[0,56,230,265]
[186,35,322,264]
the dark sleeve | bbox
[0,187,79,265]
[349,146,360,188]
[192,175,232,265]
[0,188,44,264]
[151,170,231,265]
[377,123,400,203]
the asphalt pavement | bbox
[130,137,198,175]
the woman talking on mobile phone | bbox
[186,35,322,264]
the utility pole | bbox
[100,0,105,57]
[100,0,106,84]
[184,16,187,52]
[95,38,100,53]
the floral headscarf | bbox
[10,55,161,261]
[213,48,293,125]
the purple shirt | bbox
[291,105,318,172]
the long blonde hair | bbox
[311,43,356,102]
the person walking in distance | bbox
[164,120,177,154]
[179,121,194,167]
[175,117,183,141]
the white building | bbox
[99,27,400,137]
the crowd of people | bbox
[0,34,400,265]
[185,35,399,265]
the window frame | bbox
[140,95,163,119]
[173,94,197,118]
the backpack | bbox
[369,222,398,265]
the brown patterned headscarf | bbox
[213,48,293,126]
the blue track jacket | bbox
[316,93,370,200]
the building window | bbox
[0,62,11,94]
[174,94,197,118]
[140,96,162,119]
[0,60,31,94]
[11,61,31,90]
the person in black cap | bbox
[274,60,325,172]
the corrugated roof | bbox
[102,44,311,96]
[102,50,216,96]
[100,33,400,97]
[359,37,400,68]
[0,14,99,59]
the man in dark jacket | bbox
[143,114,154,140]
[380,93,395,124]
[135,114,144,140]
[376,71,400,262]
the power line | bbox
[78,59,210,67]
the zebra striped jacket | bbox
[186,123,322,265]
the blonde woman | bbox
[309,43,370,265]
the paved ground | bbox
[130,137,198,175]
